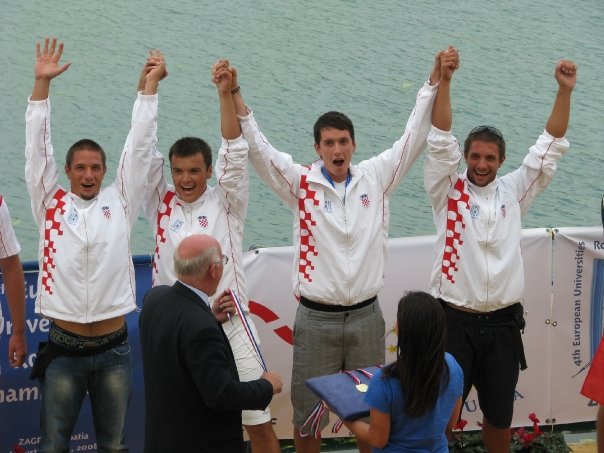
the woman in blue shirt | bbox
[342,291,463,452]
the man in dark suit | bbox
[140,234,283,453]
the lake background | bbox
[1,0,603,260]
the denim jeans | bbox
[38,341,132,453]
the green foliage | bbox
[448,430,488,452]
[449,413,572,452]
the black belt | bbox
[299,295,376,312]
[31,324,129,380]
[49,322,128,351]
[438,299,524,323]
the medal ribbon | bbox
[228,288,267,372]
[332,367,379,433]
[300,400,327,439]
[300,367,383,437]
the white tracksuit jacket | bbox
[424,126,569,312]
[144,135,251,312]
[25,93,158,323]
[240,81,437,306]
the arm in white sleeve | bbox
[361,81,438,195]
[424,126,463,212]
[239,109,301,210]
[25,98,60,225]
[215,135,250,223]
[504,130,569,215]
[116,93,159,224]
[142,145,167,222]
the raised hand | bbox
[555,60,577,91]
[211,59,233,95]
[545,59,577,138]
[440,46,459,83]
[35,37,71,81]
[146,49,168,83]
[141,49,167,95]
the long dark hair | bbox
[382,291,449,417]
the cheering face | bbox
[170,153,212,203]
[465,140,505,187]
[314,127,356,183]
[65,149,107,200]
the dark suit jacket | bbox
[139,281,273,453]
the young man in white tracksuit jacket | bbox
[229,51,448,453]
[25,38,165,452]
[143,61,280,452]
[424,48,577,453]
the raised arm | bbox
[116,50,166,222]
[424,47,462,210]
[211,60,241,140]
[229,67,302,209]
[431,46,458,132]
[26,38,70,221]
[141,52,170,219]
[227,65,248,118]
[545,60,577,138]
[210,60,249,219]
[31,37,71,101]
[504,61,575,213]
[359,50,445,195]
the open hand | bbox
[35,37,71,81]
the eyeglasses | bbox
[220,255,229,265]
[468,125,503,140]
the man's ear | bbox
[314,143,323,160]
[210,262,218,278]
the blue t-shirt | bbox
[364,353,463,453]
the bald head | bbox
[174,234,223,287]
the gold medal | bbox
[356,383,368,392]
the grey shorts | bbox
[291,298,385,433]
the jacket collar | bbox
[306,161,362,191]
[462,169,499,193]
[172,281,212,314]
[169,184,213,209]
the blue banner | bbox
[0,256,152,453]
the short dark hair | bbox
[313,111,355,145]
[168,137,212,169]
[66,139,106,169]
[463,126,506,159]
